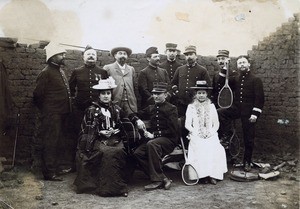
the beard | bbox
[118,57,126,65]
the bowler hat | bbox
[146,47,159,57]
[190,80,213,90]
[110,47,132,56]
[152,82,168,93]
[183,45,197,55]
[217,50,229,57]
[92,77,117,90]
[45,42,66,62]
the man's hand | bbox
[144,131,154,139]
[249,115,257,123]
[136,119,146,131]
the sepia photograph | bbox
[0,0,299,208]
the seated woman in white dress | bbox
[185,80,227,185]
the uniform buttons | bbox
[241,84,243,86]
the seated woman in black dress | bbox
[74,77,130,197]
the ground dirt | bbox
[0,153,299,209]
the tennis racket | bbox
[218,60,233,108]
[180,137,199,185]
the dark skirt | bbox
[74,140,129,196]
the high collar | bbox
[186,62,196,68]
[148,63,158,69]
[154,100,166,107]
[240,69,251,77]
[93,100,112,109]
[84,63,96,68]
[167,58,176,63]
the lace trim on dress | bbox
[193,99,211,138]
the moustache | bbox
[88,57,95,60]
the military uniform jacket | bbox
[171,63,211,105]
[130,101,178,144]
[103,61,138,112]
[219,70,264,117]
[138,65,170,102]
[159,59,182,81]
[69,65,108,110]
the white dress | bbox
[185,99,227,180]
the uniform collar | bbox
[148,63,158,69]
[186,62,196,68]
[167,58,176,63]
[154,100,166,107]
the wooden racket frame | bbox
[217,61,233,108]
[180,137,199,186]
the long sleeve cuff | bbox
[252,107,262,117]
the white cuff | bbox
[253,107,262,113]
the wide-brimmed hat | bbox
[217,49,229,58]
[183,45,196,55]
[152,82,168,93]
[92,77,117,90]
[190,80,213,90]
[110,47,132,56]
[45,42,66,62]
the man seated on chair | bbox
[129,82,179,191]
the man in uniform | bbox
[138,47,170,108]
[218,55,264,172]
[69,45,108,142]
[159,43,182,81]
[171,45,211,117]
[129,82,178,191]
[33,42,71,181]
[103,46,137,116]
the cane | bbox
[11,109,20,168]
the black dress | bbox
[74,101,130,196]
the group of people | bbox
[32,41,264,197]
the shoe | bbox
[122,192,128,197]
[163,178,172,190]
[209,178,217,185]
[144,182,163,191]
[44,175,63,181]
[58,167,74,175]
[244,162,252,172]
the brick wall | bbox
[0,13,299,163]
[0,40,223,163]
[247,13,299,156]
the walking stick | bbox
[11,109,20,168]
